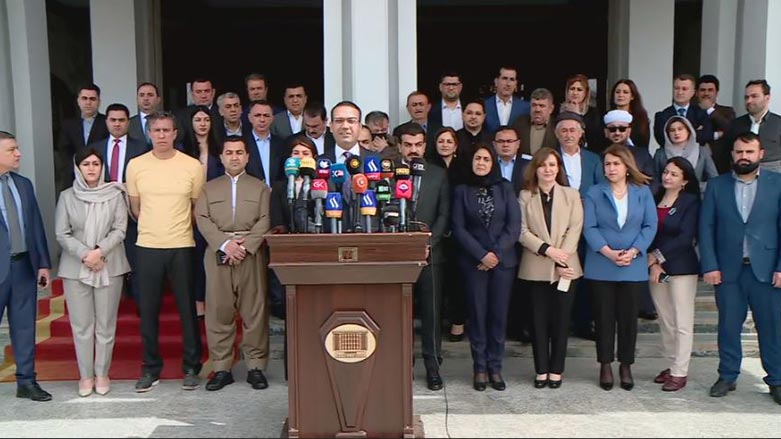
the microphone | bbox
[375,180,391,232]
[364,156,381,188]
[284,157,301,233]
[382,204,400,233]
[330,163,347,192]
[316,157,332,181]
[380,158,395,181]
[299,157,317,202]
[394,163,411,181]
[394,179,413,232]
[311,179,328,233]
[346,155,363,177]
[360,189,377,234]
[351,173,369,232]
[410,158,425,220]
[325,192,343,234]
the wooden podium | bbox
[266,233,429,439]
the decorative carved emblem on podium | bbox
[338,247,359,262]
[325,324,377,363]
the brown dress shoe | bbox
[662,376,687,391]
[654,369,671,384]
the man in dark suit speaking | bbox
[0,131,53,402]
[700,132,781,405]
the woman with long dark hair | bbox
[610,79,651,149]
[559,74,602,151]
[647,157,701,391]
[452,144,521,391]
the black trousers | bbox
[136,246,202,376]
[528,279,578,374]
[591,280,641,365]
[414,263,443,370]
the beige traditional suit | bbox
[195,173,271,372]
[518,184,583,281]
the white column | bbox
[700,0,738,107]
[0,1,15,132]
[735,0,781,114]
[608,0,675,152]
[5,0,56,258]
[90,0,138,109]
[323,0,417,126]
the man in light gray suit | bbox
[128,82,161,145]
[270,82,307,139]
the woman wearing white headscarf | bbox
[55,147,130,397]
[653,115,718,193]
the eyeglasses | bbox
[607,126,629,133]
[493,139,519,145]
[333,118,360,125]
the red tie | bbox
[109,138,121,182]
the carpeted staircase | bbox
[0,279,222,382]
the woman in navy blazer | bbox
[647,157,700,391]
[452,144,522,391]
[583,144,657,391]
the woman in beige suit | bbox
[55,148,130,397]
[518,147,584,389]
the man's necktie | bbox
[1,175,24,254]
[109,138,121,182]
[677,108,686,117]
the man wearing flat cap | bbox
[603,110,655,192]
[556,111,604,195]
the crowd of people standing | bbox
[1,67,780,409]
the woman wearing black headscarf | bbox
[451,143,522,392]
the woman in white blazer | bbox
[55,147,130,397]
[518,147,584,389]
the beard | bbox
[733,160,760,175]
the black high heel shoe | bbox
[600,363,614,391]
[489,372,506,391]
[619,363,634,391]
[473,372,487,391]
[547,378,562,389]
[534,378,548,389]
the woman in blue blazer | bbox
[452,144,522,391]
[647,157,700,391]
[583,144,657,391]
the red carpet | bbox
[0,279,234,382]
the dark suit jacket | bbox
[628,145,656,194]
[244,132,287,184]
[128,114,151,146]
[513,116,557,156]
[407,162,450,263]
[271,111,300,140]
[654,105,713,147]
[707,104,736,174]
[483,95,530,134]
[558,146,605,196]
[507,156,531,197]
[727,112,781,163]
[451,181,522,269]
[700,171,781,283]
[58,114,109,158]
[649,192,700,276]
[322,145,374,163]
[288,129,337,159]
[0,173,51,283]
[89,136,150,183]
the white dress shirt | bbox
[561,149,582,190]
[310,134,326,156]
[288,111,303,134]
[336,144,361,165]
[105,135,128,183]
[614,194,628,228]
[496,96,513,126]
[750,109,769,135]
[441,100,463,130]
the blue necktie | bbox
[677,108,686,117]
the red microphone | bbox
[351,174,369,232]
[311,179,328,233]
[395,179,413,232]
